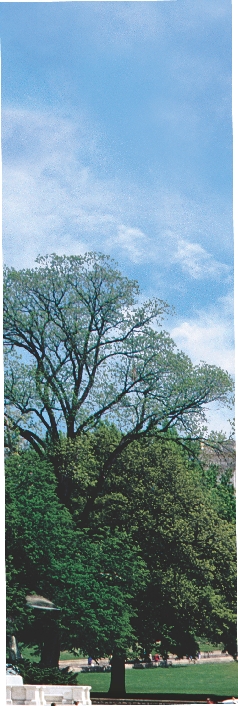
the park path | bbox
[59,652,233,673]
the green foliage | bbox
[50,424,122,522]
[68,428,236,658]
[4,252,236,692]
[201,464,236,523]
[6,450,148,660]
[6,430,236,664]
[18,660,78,685]
[4,253,233,463]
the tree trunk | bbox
[108,653,126,697]
[40,624,60,667]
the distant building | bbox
[200,439,236,487]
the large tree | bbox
[58,426,236,660]
[6,436,236,693]
[4,253,235,692]
[4,253,233,517]
[6,449,148,692]
[6,425,236,694]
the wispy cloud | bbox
[80,0,229,57]
[153,188,232,258]
[170,294,234,375]
[105,225,149,264]
[2,105,232,288]
[2,106,130,267]
[172,238,230,280]
[80,4,165,54]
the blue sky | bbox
[0,0,234,433]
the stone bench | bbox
[6,681,91,705]
[40,685,91,704]
[6,683,44,705]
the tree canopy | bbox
[4,253,233,459]
[56,426,236,657]
[6,435,236,670]
[6,449,148,668]
[4,253,236,693]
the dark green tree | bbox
[6,433,236,692]
[6,449,148,690]
[63,427,236,662]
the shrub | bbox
[18,660,79,685]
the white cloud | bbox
[170,299,234,375]
[153,187,232,258]
[83,0,229,56]
[169,296,234,435]
[105,225,150,264]
[2,106,137,268]
[172,238,230,280]
[204,405,234,436]
[2,106,232,288]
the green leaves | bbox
[4,252,236,668]
[77,430,236,657]
[5,449,148,658]
[5,429,236,665]
[4,253,233,457]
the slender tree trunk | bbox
[40,623,60,667]
[108,653,126,697]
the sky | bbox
[0,0,234,434]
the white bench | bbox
[6,682,91,705]
[6,683,44,705]
[40,684,91,704]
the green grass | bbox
[76,662,238,697]
[19,645,40,663]
[197,639,223,653]
[19,645,85,662]
[60,650,85,660]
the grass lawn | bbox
[20,646,85,661]
[198,640,223,653]
[76,663,238,698]
[60,650,85,660]
[19,645,40,663]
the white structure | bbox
[6,675,23,687]
[6,679,91,705]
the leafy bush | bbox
[18,660,79,685]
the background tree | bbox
[61,426,236,661]
[4,253,233,516]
